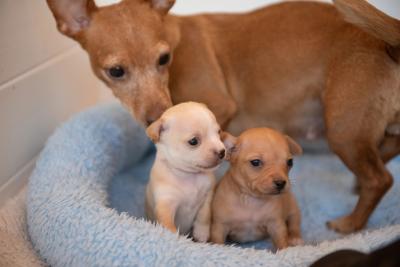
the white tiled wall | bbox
[0,0,103,202]
[98,0,400,18]
[1,0,399,203]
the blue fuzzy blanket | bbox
[27,103,400,267]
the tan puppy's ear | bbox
[147,0,175,14]
[47,0,98,38]
[285,135,303,156]
[221,131,238,160]
[146,119,165,143]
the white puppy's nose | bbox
[214,149,225,159]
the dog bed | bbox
[27,103,400,267]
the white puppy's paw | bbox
[192,223,210,243]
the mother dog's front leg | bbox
[203,90,237,130]
[169,79,237,129]
[168,27,238,129]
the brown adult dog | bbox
[211,128,303,250]
[46,0,400,233]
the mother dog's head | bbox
[47,0,179,126]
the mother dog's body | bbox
[171,2,334,138]
[46,0,400,234]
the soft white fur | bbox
[146,102,225,240]
[146,159,214,238]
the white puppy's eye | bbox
[188,137,199,146]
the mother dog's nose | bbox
[143,95,173,126]
[145,114,160,127]
[215,149,225,159]
[145,105,168,126]
[146,119,155,126]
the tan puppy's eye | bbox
[250,159,262,167]
[287,158,293,168]
[188,137,200,146]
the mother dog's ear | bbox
[147,0,175,15]
[221,131,238,161]
[47,0,97,38]
[285,135,303,156]
[146,118,165,143]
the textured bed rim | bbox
[27,103,400,267]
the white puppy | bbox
[145,102,226,242]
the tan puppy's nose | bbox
[214,149,225,159]
[273,180,286,191]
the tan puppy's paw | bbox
[288,237,304,247]
[326,215,361,234]
[192,223,210,243]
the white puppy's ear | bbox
[221,131,238,161]
[285,135,303,156]
[146,119,165,143]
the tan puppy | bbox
[145,102,225,242]
[47,0,400,233]
[211,128,303,250]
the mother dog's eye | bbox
[287,158,293,168]
[250,159,262,167]
[188,137,199,146]
[158,53,170,66]
[107,66,125,79]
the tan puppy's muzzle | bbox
[255,171,289,195]
[272,177,287,191]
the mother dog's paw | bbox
[326,215,361,234]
